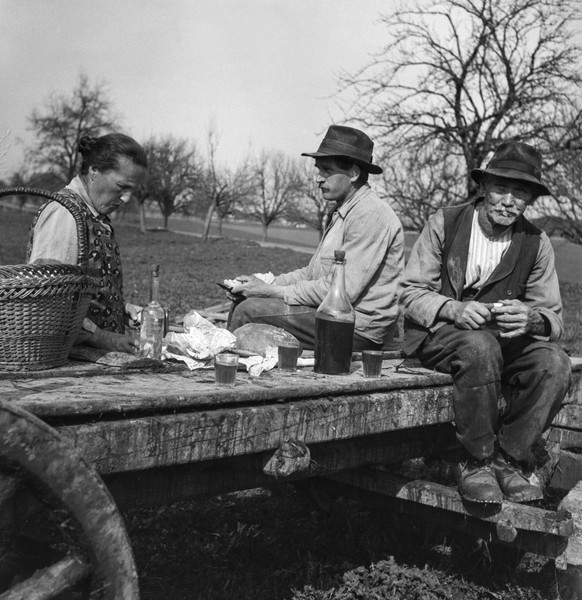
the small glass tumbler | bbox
[214,354,239,386]
[278,344,301,371]
[361,350,383,378]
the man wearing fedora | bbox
[227,125,405,351]
[400,141,571,505]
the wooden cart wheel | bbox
[0,399,139,600]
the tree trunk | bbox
[262,223,268,241]
[163,214,169,230]
[139,203,147,234]
[203,203,216,241]
[217,215,223,237]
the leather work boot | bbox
[456,457,503,504]
[493,450,543,503]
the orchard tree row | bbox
[4,0,582,241]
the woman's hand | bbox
[93,328,140,354]
[125,302,143,326]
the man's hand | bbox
[230,275,284,299]
[440,300,492,330]
[490,299,546,338]
[93,328,140,354]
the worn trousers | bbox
[227,297,382,351]
[417,324,571,462]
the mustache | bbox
[495,209,520,217]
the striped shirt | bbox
[465,208,512,291]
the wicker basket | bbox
[0,187,100,371]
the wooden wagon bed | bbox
[2,353,582,597]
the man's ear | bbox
[349,165,361,183]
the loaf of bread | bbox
[233,323,300,357]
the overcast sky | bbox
[0,0,390,176]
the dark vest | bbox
[403,200,541,355]
[27,189,126,333]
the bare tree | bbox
[141,135,201,230]
[200,128,254,240]
[245,151,302,241]
[26,74,119,185]
[284,159,331,239]
[377,141,466,230]
[534,104,582,222]
[340,0,582,227]
[132,179,152,234]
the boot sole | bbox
[460,495,503,504]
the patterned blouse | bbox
[27,178,126,333]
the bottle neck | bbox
[149,274,160,305]
[330,259,345,292]
[316,257,354,320]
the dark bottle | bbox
[314,250,355,375]
[140,264,165,359]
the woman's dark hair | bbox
[78,133,147,174]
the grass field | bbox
[1,206,581,599]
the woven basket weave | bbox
[0,187,100,371]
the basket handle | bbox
[0,187,90,267]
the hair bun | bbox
[78,136,98,155]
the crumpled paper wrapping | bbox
[163,311,236,369]
[239,346,278,376]
[224,271,275,287]
[162,310,279,375]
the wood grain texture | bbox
[557,481,582,568]
[0,359,452,419]
[328,467,574,537]
[58,386,455,473]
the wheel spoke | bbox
[0,554,91,600]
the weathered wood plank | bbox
[0,360,453,419]
[549,427,582,449]
[557,481,582,568]
[567,357,582,406]
[327,467,574,537]
[552,405,582,430]
[104,425,458,506]
[0,556,91,600]
[58,386,455,473]
[313,475,569,560]
[550,450,582,491]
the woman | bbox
[28,133,147,353]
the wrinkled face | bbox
[314,157,358,204]
[87,156,146,215]
[480,174,536,232]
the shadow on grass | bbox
[125,484,555,600]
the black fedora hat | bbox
[471,141,551,197]
[302,125,383,174]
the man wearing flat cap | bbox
[400,141,571,505]
[228,125,405,351]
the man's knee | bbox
[228,298,264,331]
[536,344,572,391]
[456,330,502,370]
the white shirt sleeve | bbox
[28,202,79,265]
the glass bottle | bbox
[140,264,165,359]
[314,250,356,375]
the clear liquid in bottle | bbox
[140,264,165,359]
